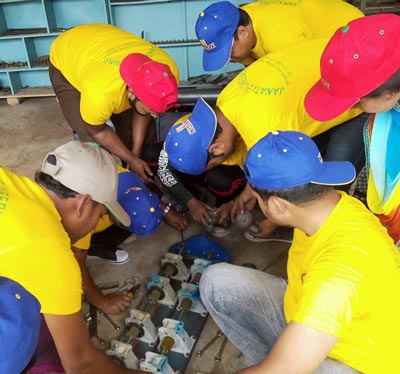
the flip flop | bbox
[244,230,293,243]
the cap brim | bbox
[304,80,360,122]
[106,202,131,227]
[184,98,216,174]
[191,97,217,145]
[203,38,233,72]
[311,161,356,186]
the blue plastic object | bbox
[168,233,230,263]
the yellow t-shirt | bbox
[0,168,82,315]
[50,24,180,125]
[73,215,113,251]
[285,192,400,373]
[217,38,363,152]
[241,0,363,65]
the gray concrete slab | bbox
[0,97,290,374]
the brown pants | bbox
[48,62,155,152]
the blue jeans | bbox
[313,113,370,178]
[199,263,359,373]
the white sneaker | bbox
[110,249,130,265]
[89,248,130,265]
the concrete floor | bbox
[0,97,291,374]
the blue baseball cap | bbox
[244,131,356,190]
[164,98,216,175]
[0,277,41,373]
[118,172,162,236]
[195,1,239,71]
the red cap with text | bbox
[305,14,400,121]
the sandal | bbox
[244,228,293,243]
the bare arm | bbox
[238,321,338,374]
[86,124,153,183]
[44,312,148,374]
[130,112,153,158]
[73,247,131,314]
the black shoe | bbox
[88,225,132,264]
[87,244,130,265]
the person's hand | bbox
[127,156,153,183]
[231,184,257,221]
[99,292,131,314]
[164,207,189,231]
[187,198,215,226]
[216,201,234,224]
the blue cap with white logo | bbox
[195,1,240,71]
[164,98,216,175]
[244,130,356,190]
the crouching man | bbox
[200,131,400,373]
[0,141,148,373]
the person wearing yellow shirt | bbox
[195,0,363,71]
[160,39,367,238]
[200,130,400,373]
[305,14,400,246]
[73,169,188,315]
[140,98,247,228]
[26,168,187,373]
[0,141,147,373]
[49,23,179,183]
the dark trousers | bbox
[88,225,132,256]
[25,315,63,373]
[313,113,368,175]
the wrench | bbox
[98,310,120,331]
[214,335,228,361]
[196,329,224,357]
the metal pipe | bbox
[177,86,223,105]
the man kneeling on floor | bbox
[73,169,187,314]
[0,141,148,373]
[199,131,400,373]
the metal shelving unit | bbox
[0,0,243,104]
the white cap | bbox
[41,141,130,227]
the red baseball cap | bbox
[120,53,178,113]
[305,14,400,121]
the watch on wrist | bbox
[162,203,172,217]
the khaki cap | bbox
[41,141,130,227]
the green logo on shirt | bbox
[0,178,9,214]
[238,72,285,96]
